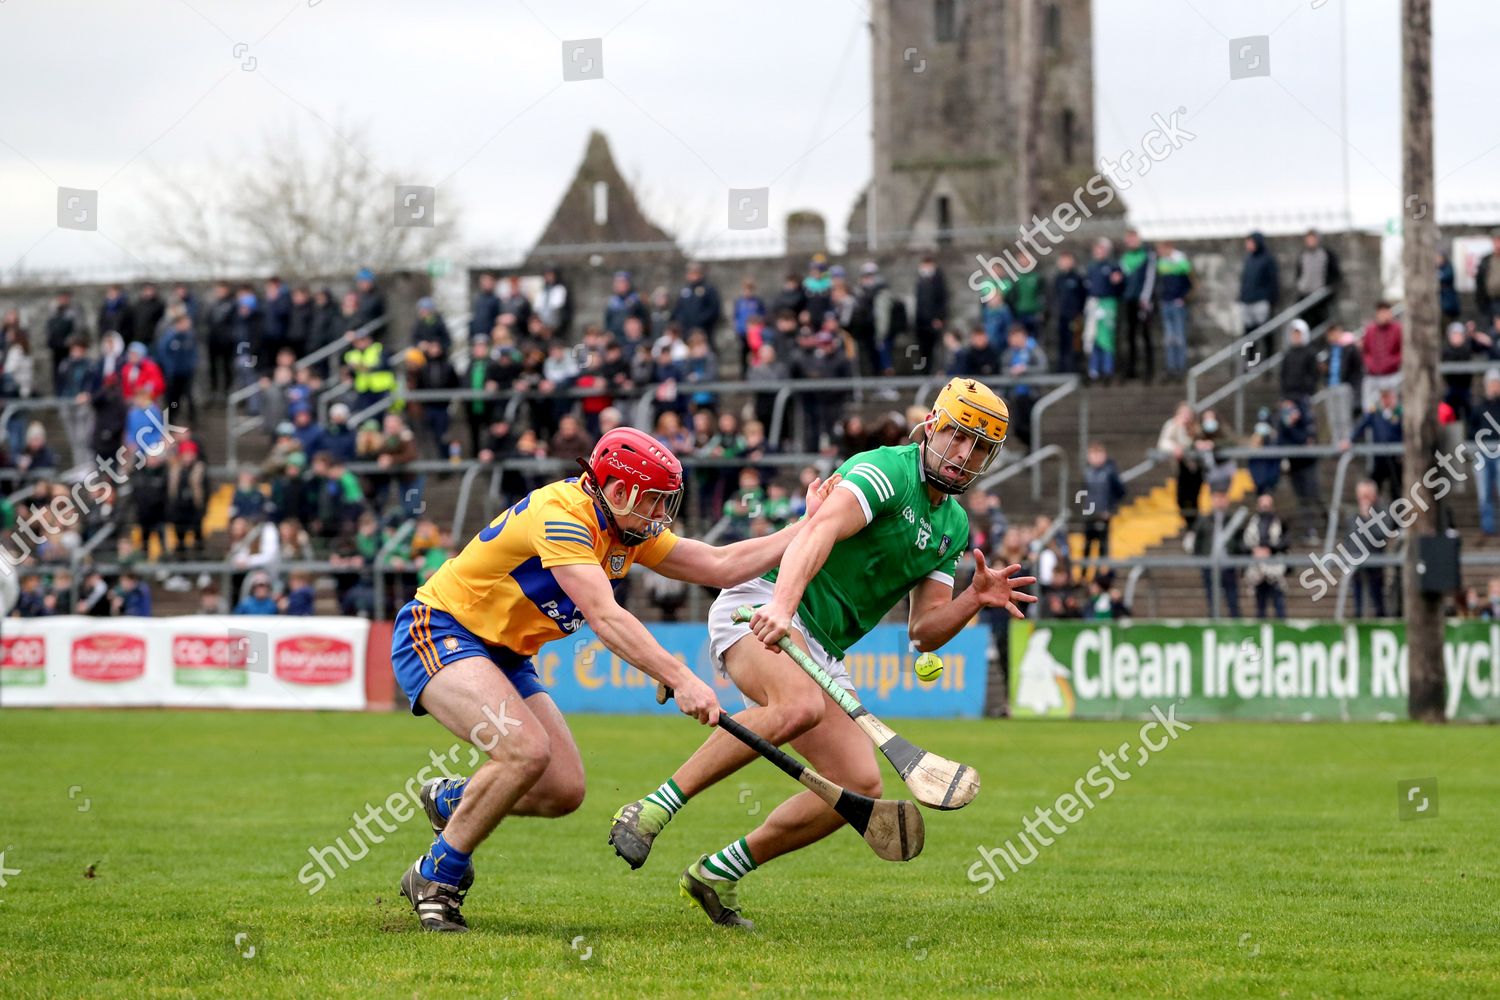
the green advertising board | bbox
[1010,620,1500,721]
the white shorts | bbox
[706,577,855,701]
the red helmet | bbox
[581,427,684,546]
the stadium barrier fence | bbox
[0,616,991,718]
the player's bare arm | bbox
[907,551,1038,652]
[553,561,720,725]
[650,475,840,588]
[750,484,867,648]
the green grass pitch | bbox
[0,709,1495,998]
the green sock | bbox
[644,778,687,817]
[699,838,758,882]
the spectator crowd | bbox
[5,225,1500,626]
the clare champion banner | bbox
[1010,620,1500,721]
[535,623,988,718]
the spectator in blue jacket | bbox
[1080,441,1127,562]
[470,273,501,339]
[98,284,131,336]
[1437,251,1461,322]
[1051,250,1088,375]
[354,267,386,329]
[229,469,267,521]
[1342,387,1403,499]
[980,280,1012,350]
[289,405,324,456]
[1247,411,1282,496]
[155,309,199,422]
[1239,231,1280,354]
[732,276,766,371]
[1277,397,1323,541]
[262,276,292,366]
[124,389,166,456]
[279,571,316,615]
[1001,326,1048,447]
[1156,240,1194,377]
[14,573,49,618]
[410,298,450,353]
[670,261,723,341]
[953,324,1002,377]
[57,336,99,466]
[113,570,153,617]
[235,575,279,615]
[604,271,649,341]
[15,422,58,474]
[319,401,358,462]
[233,288,262,385]
[1471,370,1500,535]
[1084,239,1124,382]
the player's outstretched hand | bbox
[673,674,721,725]
[750,602,794,650]
[970,549,1038,620]
[804,473,842,517]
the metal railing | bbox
[1196,314,1336,429]
[371,518,417,619]
[1320,442,1405,551]
[0,396,72,436]
[435,451,838,545]
[1072,539,1500,623]
[1110,287,1337,491]
[1121,294,1397,491]
[1185,285,1334,424]
[0,398,77,485]
[975,443,1070,516]
[1122,563,1153,616]
[1026,376,1082,495]
[307,372,1083,458]
[226,315,388,465]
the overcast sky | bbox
[1,0,1497,280]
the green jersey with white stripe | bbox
[764,443,970,658]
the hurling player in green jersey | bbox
[610,378,1036,928]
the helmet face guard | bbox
[578,427,684,546]
[588,470,683,545]
[919,413,1004,494]
[917,379,1010,495]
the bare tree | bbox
[140,119,457,280]
[627,164,713,254]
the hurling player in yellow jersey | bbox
[393,426,838,932]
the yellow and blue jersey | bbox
[415,475,676,646]
[393,478,678,713]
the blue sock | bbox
[434,778,468,820]
[420,833,472,886]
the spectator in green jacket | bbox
[1005,248,1044,340]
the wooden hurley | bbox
[655,682,923,862]
[730,606,981,811]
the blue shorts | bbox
[391,599,545,716]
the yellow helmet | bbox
[921,377,1009,494]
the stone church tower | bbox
[861,0,1102,251]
